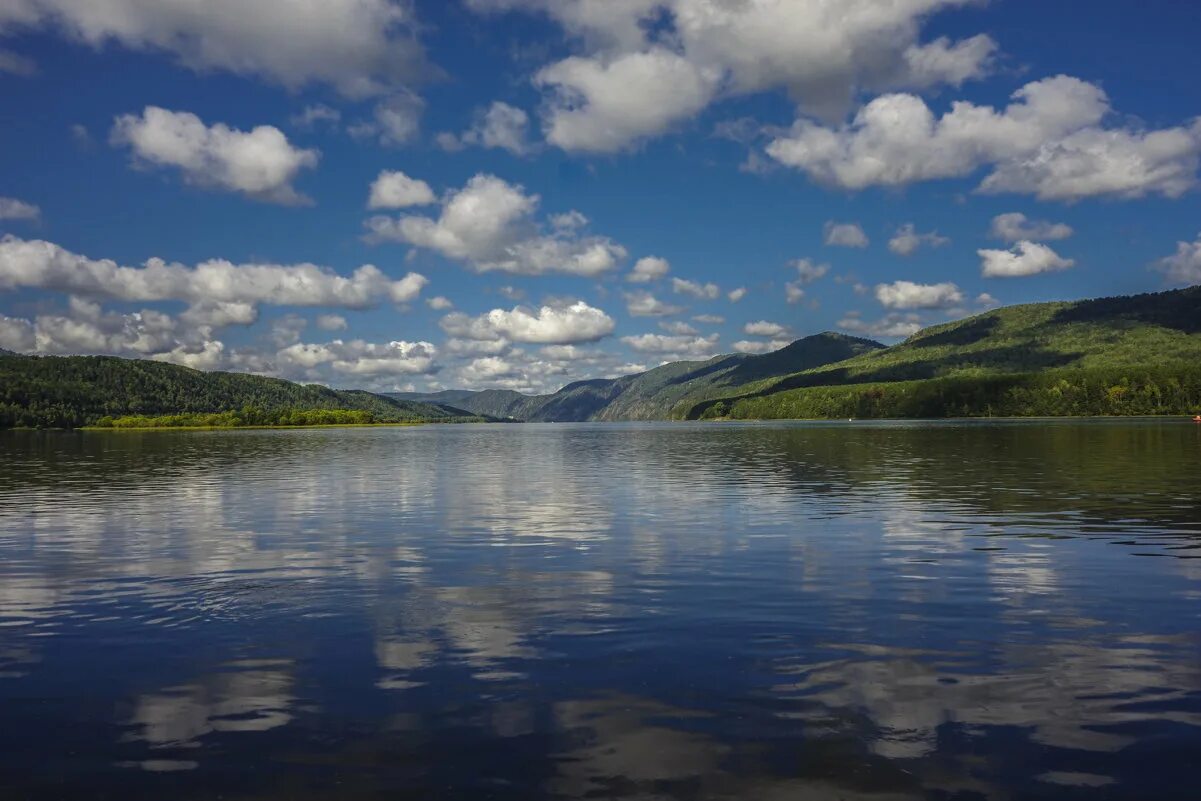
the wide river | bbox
[1,421,1199,800]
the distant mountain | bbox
[392,332,883,421]
[0,353,483,429]
[687,286,1201,419]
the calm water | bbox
[1,421,1199,800]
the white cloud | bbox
[475,0,995,151]
[672,277,719,299]
[350,90,426,147]
[368,170,436,209]
[179,301,258,328]
[989,212,1074,242]
[425,296,454,311]
[976,292,1000,308]
[791,258,830,284]
[727,286,747,303]
[621,332,720,359]
[290,104,341,130]
[316,314,348,332]
[785,282,805,304]
[839,311,924,339]
[624,290,684,318]
[888,224,949,256]
[767,75,1201,200]
[0,314,35,351]
[366,174,626,276]
[438,102,532,155]
[658,320,698,335]
[0,196,40,220]
[824,221,869,248]
[743,320,788,337]
[627,256,670,283]
[732,339,790,354]
[0,236,427,323]
[692,314,724,324]
[440,301,615,344]
[1151,233,1201,286]
[0,0,426,99]
[875,280,964,309]
[111,107,319,205]
[535,48,720,153]
[277,339,437,376]
[978,241,1075,278]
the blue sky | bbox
[1,0,1200,393]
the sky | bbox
[1,0,1200,394]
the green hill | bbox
[392,332,881,421]
[685,286,1201,420]
[0,353,482,429]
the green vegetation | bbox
[0,353,486,429]
[686,286,1201,420]
[393,333,882,421]
[91,407,388,429]
[703,366,1201,420]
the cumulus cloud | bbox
[732,339,790,354]
[672,277,720,299]
[824,221,869,248]
[1151,233,1201,286]
[111,107,319,205]
[978,241,1075,278]
[0,0,426,99]
[438,101,532,155]
[875,280,964,309]
[425,296,454,311]
[743,320,788,337]
[839,311,924,339]
[277,339,437,376]
[0,196,40,221]
[349,90,426,147]
[535,48,720,153]
[624,290,685,318]
[0,313,35,351]
[727,287,747,303]
[0,236,427,324]
[366,174,626,276]
[440,301,615,344]
[621,332,720,359]
[658,320,698,335]
[368,170,436,209]
[627,256,670,283]
[767,75,1201,200]
[785,282,805,304]
[290,104,341,130]
[692,314,724,324]
[989,212,1074,242]
[316,314,348,332]
[888,224,949,256]
[791,258,830,284]
[471,0,995,152]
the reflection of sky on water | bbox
[0,422,1199,799]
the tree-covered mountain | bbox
[685,286,1201,419]
[0,353,482,429]
[392,332,883,421]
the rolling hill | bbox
[0,353,483,429]
[392,332,882,421]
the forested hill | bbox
[0,353,481,428]
[392,332,883,421]
[686,286,1201,420]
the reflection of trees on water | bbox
[0,424,1199,798]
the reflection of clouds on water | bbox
[772,637,1201,759]
[127,660,295,750]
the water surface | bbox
[1,421,1199,799]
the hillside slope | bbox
[0,353,480,428]
[686,286,1201,419]
[394,333,882,421]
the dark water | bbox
[1,422,1199,800]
